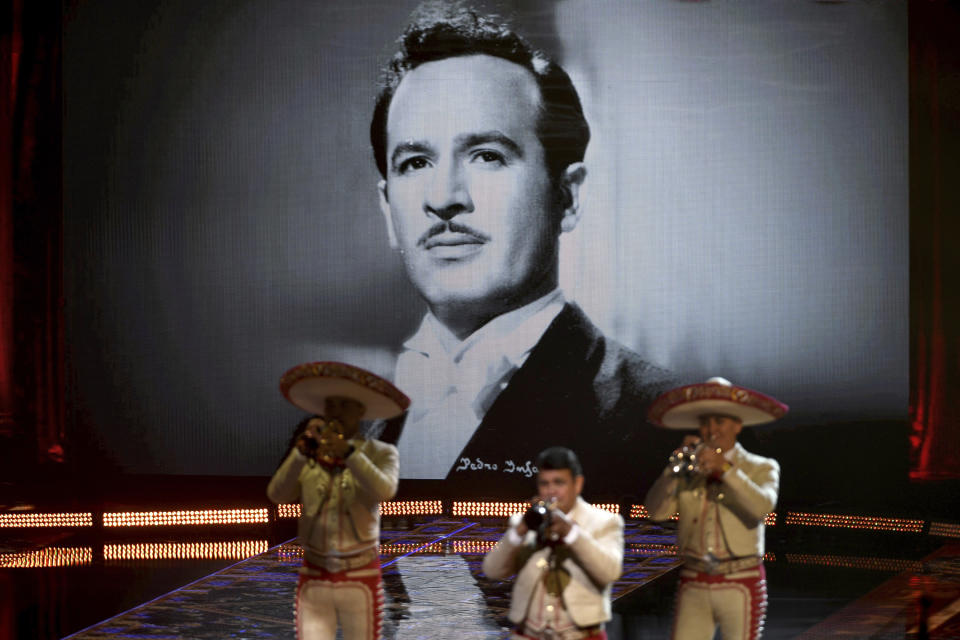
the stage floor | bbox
[4,516,960,639]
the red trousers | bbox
[295,557,384,640]
[670,564,767,640]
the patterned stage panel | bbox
[62,518,682,639]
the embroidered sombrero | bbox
[647,377,788,429]
[279,361,410,420]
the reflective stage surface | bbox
[3,516,960,639]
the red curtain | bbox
[909,2,960,481]
[2,0,65,469]
[0,0,19,439]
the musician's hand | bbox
[324,433,352,459]
[514,495,541,537]
[295,418,325,457]
[697,445,727,476]
[545,503,574,542]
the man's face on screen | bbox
[378,55,562,321]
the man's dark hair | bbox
[370,1,590,183]
[536,446,583,478]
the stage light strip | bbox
[277,500,445,520]
[381,542,445,554]
[103,540,269,562]
[451,539,497,554]
[784,553,924,572]
[380,500,444,516]
[103,508,269,527]
[593,503,621,515]
[929,521,960,538]
[0,512,93,528]
[278,503,302,519]
[629,505,679,521]
[784,512,924,533]
[276,543,303,564]
[379,539,498,555]
[451,502,621,517]
[626,544,677,556]
[0,547,93,568]
[451,501,529,517]
[381,522,478,568]
[0,506,935,532]
[628,506,777,526]
[629,505,649,519]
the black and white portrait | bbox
[63,0,907,499]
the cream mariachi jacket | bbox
[267,437,398,562]
[644,442,779,558]
[482,496,624,628]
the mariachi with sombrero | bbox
[647,376,788,430]
[267,361,409,639]
[643,377,786,640]
[279,361,409,466]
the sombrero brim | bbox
[648,383,788,430]
[280,362,410,421]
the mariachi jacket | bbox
[267,437,398,561]
[482,497,624,628]
[644,442,779,558]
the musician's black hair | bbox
[535,446,583,478]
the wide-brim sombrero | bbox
[279,361,410,420]
[647,377,788,429]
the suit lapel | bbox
[449,304,605,479]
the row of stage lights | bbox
[1,540,271,568]
[0,502,941,535]
[5,541,922,572]
[783,511,925,533]
[628,505,778,527]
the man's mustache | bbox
[417,221,492,247]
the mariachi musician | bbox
[644,377,787,640]
[268,361,409,640]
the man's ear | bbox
[557,162,587,234]
[573,474,585,496]
[377,179,399,249]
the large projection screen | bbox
[63,0,907,494]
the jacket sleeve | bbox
[267,449,308,505]
[345,442,399,502]
[644,467,680,521]
[722,458,780,524]
[569,512,624,586]
[482,514,527,580]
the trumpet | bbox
[523,497,558,545]
[668,438,722,477]
[668,443,703,476]
[300,417,348,465]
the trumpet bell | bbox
[668,445,701,476]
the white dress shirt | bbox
[394,290,566,478]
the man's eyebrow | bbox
[457,131,523,158]
[390,141,434,169]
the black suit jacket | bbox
[380,303,677,500]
